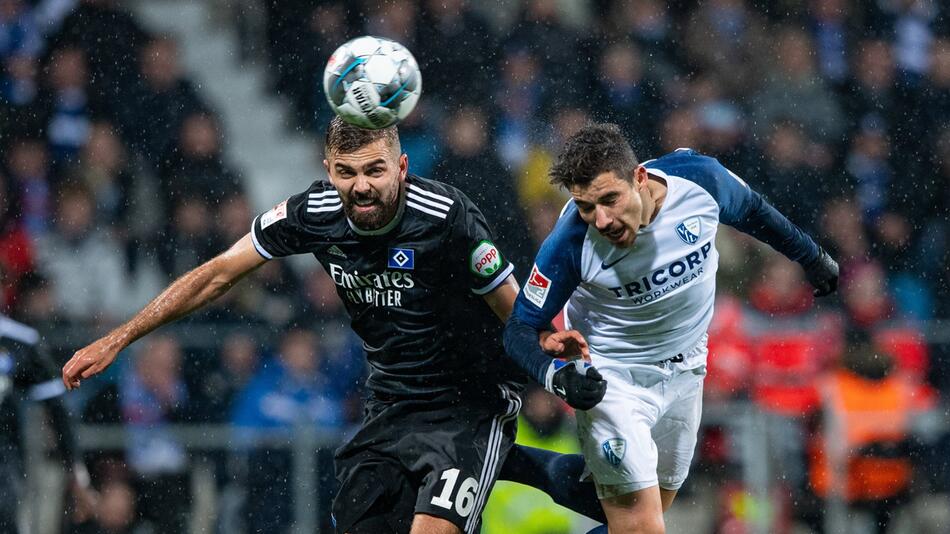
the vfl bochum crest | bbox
[675,217,701,245]
[602,438,626,466]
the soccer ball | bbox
[323,36,422,130]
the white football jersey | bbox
[564,170,720,363]
[512,149,820,365]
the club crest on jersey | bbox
[388,248,414,270]
[602,438,626,466]
[470,240,502,277]
[524,264,551,308]
[676,217,701,244]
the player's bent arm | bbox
[482,274,520,322]
[483,276,589,360]
[62,234,268,389]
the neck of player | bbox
[642,174,668,226]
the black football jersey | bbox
[0,315,66,461]
[251,174,527,397]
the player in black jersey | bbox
[1,314,96,532]
[63,117,606,533]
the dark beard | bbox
[342,187,400,231]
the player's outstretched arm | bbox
[62,234,268,390]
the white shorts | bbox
[576,335,707,499]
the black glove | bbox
[803,247,839,297]
[544,360,607,410]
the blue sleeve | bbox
[681,154,820,265]
[511,203,586,329]
[503,204,585,385]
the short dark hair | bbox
[548,123,639,189]
[325,116,400,157]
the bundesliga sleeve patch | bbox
[260,200,288,229]
[524,264,551,308]
[469,240,502,277]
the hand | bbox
[540,330,590,361]
[803,247,839,297]
[544,359,607,410]
[62,336,124,390]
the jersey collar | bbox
[346,185,407,236]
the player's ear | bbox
[634,165,648,187]
[323,158,331,175]
[398,153,409,181]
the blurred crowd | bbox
[2,0,950,532]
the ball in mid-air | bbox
[323,36,422,130]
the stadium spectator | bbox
[239,258,307,327]
[657,108,703,156]
[231,328,344,533]
[686,76,750,169]
[416,0,496,108]
[822,197,871,266]
[35,183,128,324]
[231,328,344,435]
[808,332,933,533]
[515,105,584,216]
[602,0,675,72]
[494,46,548,169]
[364,0,418,51]
[49,0,147,106]
[920,38,950,132]
[67,120,137,230]
[506,0,580,88]
[804,0,855,86]
[190,332,261,423]
[0,0,42,129]
[157,195,223,279]
[394,101,442,178]
[5,136,54,237]
[753,122,831,235]
[590,41,664,156]
[0,0,42,61]
[750,27,846,144]
[845,118,893,221]
[842,39,903,133]
[121,334,192,534]
[38,45,93,165]
[866,0,938,81]
[0,49,38,118]
[123,34,207,163]
[683,0,771,98]
[872,211,934,320]
[748,255,815,317]
[840,261,894,330]
[434,105,532,278]
[158,110,242,207]
[0,169,33,311]
[214,191,252,245]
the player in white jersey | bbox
[503,124,839,533]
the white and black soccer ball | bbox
[323,36,422,130]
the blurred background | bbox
[2,0,950,532]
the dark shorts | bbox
[332,384,521,534]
